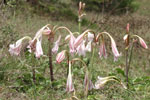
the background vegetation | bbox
[0,0,150,100]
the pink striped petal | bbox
[74,33,84,48]
[133,35,148,49]
[69,33,76,55]
[98,42,107,59]
[56,50,66,63]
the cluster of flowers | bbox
[9,24,148,93]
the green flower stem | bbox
[78,18,81,34]
[126,41,134,89]
[125,47,129,88]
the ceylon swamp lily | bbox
[64,30,95,56]
[85,41,92,52]
[66,61,74,92]
[56,50,66,64]
[69,33,76,55]
[96,32,120,61]
[124,34,148,49]
[9,36,32,56]
[98,41,107,59]
[85,32,94,52]
[87,32,94,42]
[76,40,86,56]
[52,35,61,54]
[27,24,51,58]
[35,38,43,58]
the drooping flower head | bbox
[66,61,74,92]
[133,35,148,49]
[74,33,85,49]
[96,32,120,61]
[27,24,51,58]
[76,40,86,56]
[85,41,92,52]
[87,32,94,42]
[69,33,76,55]
[52,35,61,54]
[9,36,32,56]
[98,41,107,59]
[56,50,66,64]
[35,38,43,58]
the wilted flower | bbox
[9,36,31,56]
[84,73,94,90]
[52,35,61,54]
[94,76,115,89]
[98,42,107,59]
[66,61,74,92]
[56,50,66,63]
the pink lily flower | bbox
[105,33,120,61]
[56,50,66,64]
[52,35,61,54]
[9,36,31,56]
[9,40,22,56]
[98,42,107,59]
[98,32,120,61]
[35,39,43,58]
[27,25,51,58]
[111,38,120,61]
[88,32,94,42]
[133,35,148,49]
[85,41,92,52]
[84,73,94,90]
[76,40,86,56]
[66,61,74,92]
[69,33,76,55]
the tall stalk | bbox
[125,25,130,88]
[125,47,129,88]
[49,34,54,82]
